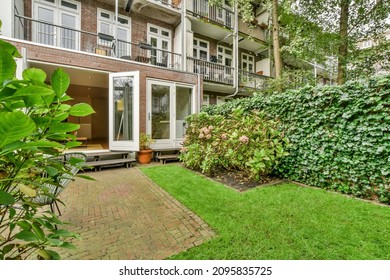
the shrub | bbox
[180,109,289,180]
[203,75,390,203]
[0,39,94,259]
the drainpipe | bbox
[114,0,119,58]
[181,0,187,71]
[226,3,239,98]
[197,73,201,113]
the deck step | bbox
[156,154,180,164]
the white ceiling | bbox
[29,61,109,89]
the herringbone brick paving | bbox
[57,167,214,259]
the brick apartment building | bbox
[0,0,271,151]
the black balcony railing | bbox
[14,15,182,70]
[187,57,234,85]
[187,0,234,29]
[238,70,271,90]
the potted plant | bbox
[138,133,155,164]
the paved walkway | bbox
[57,167,215,260]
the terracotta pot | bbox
[138,149,153,164]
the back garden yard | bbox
[0,33,389,259]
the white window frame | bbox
[241,53,255,73]
[193,38,209,61]
[147,23,172,66]
[97,8,131,57]
[202,94,210,106]
[33,0,81,50]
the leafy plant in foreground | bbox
[0,38,94,259]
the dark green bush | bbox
[181,110,289,179]
[203,76,390,203]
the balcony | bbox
[186,0,234,29]
[187,57,234,85]
[186,57,271,90]
[13,15,182,70]
[238,70,271,90]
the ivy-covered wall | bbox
[203,76,390,203]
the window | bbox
[361,40,373,49]
[193,38,209,61]
[147,24,171,67]
[202,94,210,106]
[97,9,131,57]
[192,38,209,75]
[216,96,225,105]
[217,45,233,76]
[241,53,255,73]
[33,0,80,50]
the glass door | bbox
[109,72,140,151]
[147,80,194,148]
[36,4,56,46]
[148,24,171,67]
[147,81,173,145]
[176,86,193,139]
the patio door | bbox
[147,80,194,148]
[109,72,140,151]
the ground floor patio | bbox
[56,167,214,260]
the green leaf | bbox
[31,223,45,241]
[15,230,38,242]
[0,51,16,84]
[0,40,21,58]
[22,68,47,83]
[0,112,36,148]
[59,242,76,249]
[3,244,15,255]
[51,68,70,97]
[37,249,51,260]
[13,85,54,97]
[65,141,81,149]
[69,103,95,117]
[16,221,31,230]
[48,123,80,134]
[46,250,61,260]
[45,166,59,177]
[0,190,15,205]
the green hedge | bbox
[203,76,390,203]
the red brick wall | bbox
[23,0,176,55]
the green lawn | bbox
[141,165,390,260]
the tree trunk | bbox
[337,0,349,85]
[272,0,282,79]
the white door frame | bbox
[109,71,140,151]
[146,79,195,149]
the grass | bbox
[141,165,390,260]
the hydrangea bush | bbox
[180,109,289,180]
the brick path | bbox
[57,168,214,260]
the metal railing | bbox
[151,0,181,10]
[187,57,234,85]
[187,0,234,29]
[238,70,271,90]
[13,15,182,70]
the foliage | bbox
[266,68,316,93]
[143,165,390,259]
[203,75,390,203]
[139,133,155,150]
[180,110,289,180]
[0,38,95,259]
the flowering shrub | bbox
[180,109,289,179]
